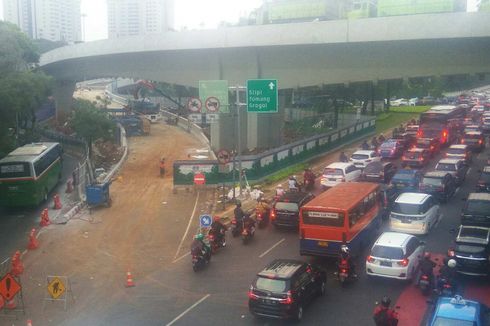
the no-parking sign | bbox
[187,98,202,112]
[205,97,220,113]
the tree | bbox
[70,99,117,156]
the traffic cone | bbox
[40,208,50,227]
[27,228,39,250]
[11,251,24,276]
[53,194,62,209]
[125,270,135,287]
[27,320,33,326]
[6,297,16,309]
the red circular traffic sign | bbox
[187,98,202,112]
[205,97,220,113]
[194,172,206,185]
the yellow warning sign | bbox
[47,277,65,299]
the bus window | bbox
[349,206,361,227]
[34,148,61,177]
[303,211,344,227]
[0,163,31,178]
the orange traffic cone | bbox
[125,270,135,287]
[11,251,24,276]
[27,319,33,326]
[40,208,50,227]
[53,194,62,209]
[6,297,16,309]
[27,228,39,250]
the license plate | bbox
[367,174,379,177]
[263,299,276,305]
[317,241,328,247]
[329,178,337,181]
[419,280,429,285]
[380,261,392,267]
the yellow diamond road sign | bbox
[47,277,65,299]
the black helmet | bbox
[381,296,391,307]
[236,201,241,207]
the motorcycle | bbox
[334,258,356,287]
[255,208,270,229]
[208,229,225,253]
[304,178,315,192]
[241,222,256,245]
[418,273,432,296]
[437,277,456,297]
[231,218,243,237]
[191,248,211,272]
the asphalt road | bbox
[56,143,489,326]
[0,154,78,263]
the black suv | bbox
[248,259,327,321]
[272,192,315,228]
[476,166,490,193]
[419,171,456,202]
[461,193,490,226]
[448,225,490,277]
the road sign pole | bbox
[236,85,243,197]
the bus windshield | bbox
[0,162,31,178]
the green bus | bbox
[0,142,63,207]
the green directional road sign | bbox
[247,79,278,113]
[199,80,229,113]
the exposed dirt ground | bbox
[16,122,214,325]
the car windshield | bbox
[479,172,490,183]
[463,134,481,141]
[275,202,299,212]
[422,177,442,186]
[455,244,487,255]
[417,142,430,149]
[351,154,369,160]
[459,227,489,240]
[436,163,456,172]
[447,148,465,155]
[255,277,287,293]
[405,152,421,159]
[432,317,474,326]
[371,245,404,260]
[380,142,396,149]
[323,168,343,176]
[392,202,422,215]
[465,200,490,215]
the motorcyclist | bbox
[242,213,256,234]
[255,197,270,216]
[303,168,315,189]
[378,133,386,143]
[361,139,370,150]
[190,233,211,259]
[338,245,357,278]
[210,215,227,247]
[371,136,379,150]
[339,151,349,163]
[392,127,399,138]
[275,184,285,197]
[398,123,405,133]
[438,258,457,293]
[419,252,437,288]
[288,175,300,192]
[373,296,398,326]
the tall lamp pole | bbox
[81,13,87,41]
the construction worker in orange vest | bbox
[159,158,165,177]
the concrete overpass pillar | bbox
[52,80,76,117]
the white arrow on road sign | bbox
[199,214,212,228]
[268,82,275,90]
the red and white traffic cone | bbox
[27,228,39,250]
[53,193,62,210]
[27,320,33,326]
[125,270,135,288]
[11,251,24,276]
[40,208,50,227]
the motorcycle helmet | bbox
[213,215,220,222]
[447,259,457,268]
[236,201,241,207]
[195,233,204,241]
[424,252,431,259]
[341,245,350,254]
[277,184,283,188]
[381,296,391,308]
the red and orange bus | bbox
[299,182,382,257]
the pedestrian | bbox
[159,158,165,177]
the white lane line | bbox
[173,191,200,260]
[455,187,461,195]
[467,167,472,174]
[166,294,211,326]
[259,238,285,258]
[172,252,190,264]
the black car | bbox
[461,131,485,152]
[248,259,327,321]
[402,148,431,168]
[448,225,490,277]
[461,193,490,226]
[272,192,315,228]
[476,166,490,193]
[419,171,456,202]
[416,137,440,157]
[361,161,397,183]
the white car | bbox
[366,232,425,280]
[390,99,408,107]
[320,162,361,188]
[409,98,419,106]
[349,150,380,168]
[389,193,440,235]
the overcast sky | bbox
[0,0,479,42]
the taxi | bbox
[426,295,488,326]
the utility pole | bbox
[234,85,247,198]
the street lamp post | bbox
[81,13,87,42]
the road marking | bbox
[433,214,442,229]
[172,252,190,264]
[467,167,472,174]
[259,238,285,258]
[455,187,461,195]
[173,191,200,260]
[166,294,211,326]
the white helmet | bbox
[341,245,349,254]
[277,184,283,188]
[447,259,457,268]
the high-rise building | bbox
[3,0,81,43]
[107,0,175,39]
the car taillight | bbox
[421,274,428,280]
[367,255,375,263]
[270,209,276,220]
[448,249,455,257]
[341,269,347,273]
[248,288,258,300]
[479,139,483,144]
[391,149,394,153]
[280,291,293,305]
[402,156,406,160]
[461,139,465,144]
[443,284,451,289]
[418,157,423,161]
[397,258,409,267]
